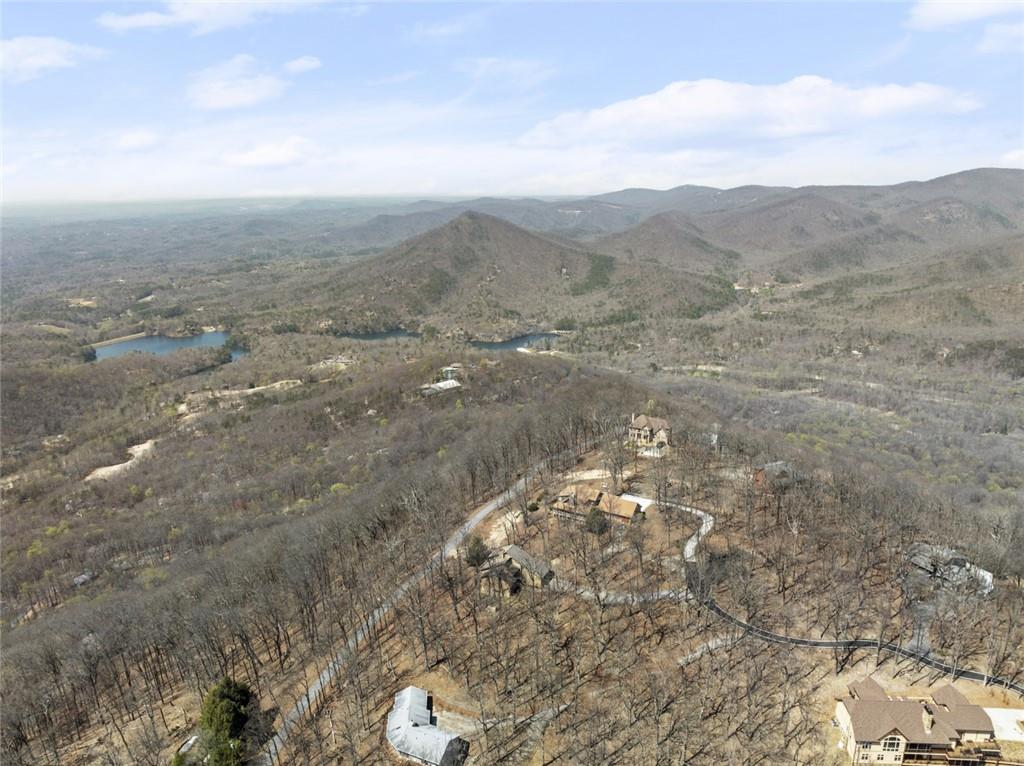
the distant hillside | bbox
[313,212,733,337]
[688,192,880,257]
[592,211,741,272]
[592,168,1023,278]
[591,183,791,215]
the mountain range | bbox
[315,168,1023,277]
[285,168,1022,337]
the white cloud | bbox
[284,55,321,74]
[338,4,370,18]
[223,136,314,167]
[97,1,322,35]
[187,55,288,110]
[457,58,555,89]
[1,75,1012,201]
[1,36,105,83]
[977,20,1024,53]
[370,70,420,86]
[522,76,980,147]
[114,129,160,151]
[411,12,482,40]
[1000,149,1024,167]
[5,116,1017,202]
[906,1,1021,29]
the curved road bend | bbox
[697,595,1024,697]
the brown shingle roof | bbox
[842,700,959,745]
[596,493,642,519]
[841,681,994,746]
[931,694,994,735]
[630,414,670,432]
[849,677,889,700]
[931,685,970,708]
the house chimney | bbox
[922,706,934,733]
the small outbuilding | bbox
[420,379,462,397]
[753,460,798,492]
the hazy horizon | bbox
[4,166,1021,214]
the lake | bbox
[469,333,561,351]
[94,331,246,361]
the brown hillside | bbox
[317,212,734,337]
[593,210,741,272]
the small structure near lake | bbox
[385,686,469,766]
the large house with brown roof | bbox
[550,484,644,524]
[835,678,998,765]
[628,414,672,450]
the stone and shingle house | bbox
[834,677,997,765]
[479,544,554,597]
[627,414,672,450]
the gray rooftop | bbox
[386,686,469,766]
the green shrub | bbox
[465,535,490,568]
[585,507,609,535]
[200,677,252,741]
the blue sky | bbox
[2,1,1022,201]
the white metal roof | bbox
[386,686,464,765]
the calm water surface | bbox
[95,331,246,361]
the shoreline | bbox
[90,326,224,348]
[91,331,149,348]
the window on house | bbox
[882,737,901,752]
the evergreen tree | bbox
[465,535,491,568]
[199,677,253,765]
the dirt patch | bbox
[85,440,156,482]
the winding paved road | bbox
[555,500,1023,698]
[697,590,1024,696]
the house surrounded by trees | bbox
[627,414,672,451]
[385,686,469,766]
[834,677,997,765]
[550,485,644,524]
[479,544,554,597]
